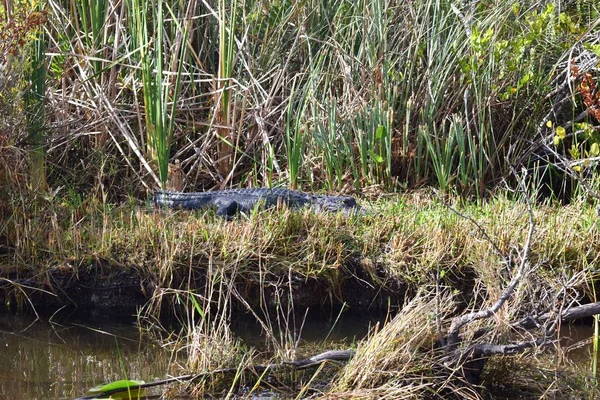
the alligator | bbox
[153,188,361,219]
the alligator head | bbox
[313,195,363,215]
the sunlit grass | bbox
[4,192,599,299]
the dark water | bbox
[0,312,178,399]
[0,309,381,399]
[560,323,597,366]
[0,309,594,400]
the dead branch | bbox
[74,349,355,400]
[471,337,552,357]
[519,302,600,329]
[445,171,535,349]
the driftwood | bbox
[438,168,600,385]
[74,349,354,399]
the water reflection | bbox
[0,308,382,399]
[3,308,589,400]
[0,312,177,400]
[561,323,596,366]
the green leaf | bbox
[368,150,384,163]
[375,125,386,140]
[569,144,580,159]
[518,72,533,87]
[586,44,600,57]
[88,379,145,400]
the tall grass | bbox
[24,4,46,194]
[215,0,238,178]
[3,0,596,196]
[284,79,308,189]
[128,0,187,188]
[74,0,107,79]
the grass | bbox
[4,0,598,196]
[24,4,46,194]
[2,192,599,300]
[329,290,472,399]
[2,190,600,397]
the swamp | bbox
[1,0,600,398]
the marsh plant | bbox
[0,0,597,198]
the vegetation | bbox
[4,192,600,397]
[0,0,599,196]
[2,0,600,398]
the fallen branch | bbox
[445,170,536,349]
[520,301,600,329]
[74,349,355,400]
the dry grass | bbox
[328,290,479,399]
[1,191,600,397]
[2,192,599,297]
[480,354,600,399]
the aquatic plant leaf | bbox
[368,150,384,164]
[375,125,386,140]
[88,379,145,399]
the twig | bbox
[438,197,507,264]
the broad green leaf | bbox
[88,379,145,400]
[375,125,386,140]
[368,150,384,163]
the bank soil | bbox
[0,257,409,316]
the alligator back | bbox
[153,188,360,218]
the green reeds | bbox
[215,0,238,177]
[284,80,308,189]
[421,115,483,195]
[74,0,108,77]
[128,0,187,188]
[311,99,355,190]
[6,0,596,196]
[354,98,394,186]
[25,4,47,194]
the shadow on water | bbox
[560,322,597,366]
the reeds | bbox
[2,1,600,397]
[24,4,46,193]
[4,0,594,195]
[128,0,188,188]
